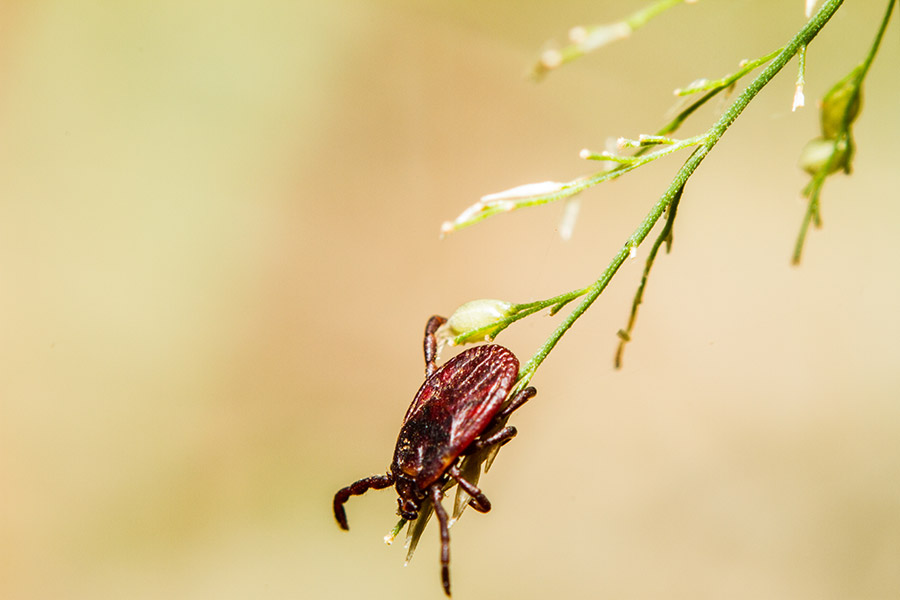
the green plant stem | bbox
[625,0,685,28]
[533,0,688,78]
[793,179,825,263]
[445,48,784,235]
[855,0,895,81]
[450,287,590,346]
[514,0,845,390]
[443,130,705,234]
[793,0,894,264]
[614,184,684,369]
[676,49,781,96]
[584,134,707,163]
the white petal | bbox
[792,85,805,112]
[559,197,581,241]
[481,181,566,202]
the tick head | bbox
[393,475,422,521]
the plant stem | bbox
[583,134,707,163]
[515,0,845,389]
[449,287,590,346]
[625,0,686,28]
[446,47,784,235]
[533,0,690,78]
[856,0,895,81]
[676,49,781,96]
[792,0,895,264]
[614,184,684,369]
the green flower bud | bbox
[444,299,514,343]
[798,137,850,176]
[820,67,862,139]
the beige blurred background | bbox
[2,1,899,598]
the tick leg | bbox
[429,483,452,597]
[470,426,518,451]
[447,464,491,514]
[423,315,448,378]
[497,386,537,419]
[332,474,394,530]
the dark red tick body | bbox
[333,315,536,596]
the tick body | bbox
[333,315,536,596]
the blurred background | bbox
[2,1,899,598]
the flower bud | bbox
[442,299,514,344]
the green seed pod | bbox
[820,66,862,139]
[445,299,514,341]
[798,137,849,176]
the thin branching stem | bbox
[675,49,781,96]
[614,184,684,369]
[513,0,845,391]
[583,134,707,163]
[794,180,824,263]
[533,0,689,78]
[399,0,871,564]
[792,0,895,264]
[445,46,783,234]
[447,287,590,346]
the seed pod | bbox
[445,299,514,342]
[798,137,850,176]
[820,67,862,139]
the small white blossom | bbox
[792,84,805,112]
[540,49,563,69]
[568,26,588,44]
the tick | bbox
[332,315,536,596]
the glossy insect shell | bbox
[391,344,519,490]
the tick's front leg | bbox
[423,315,448,378]
[332,474,394,530]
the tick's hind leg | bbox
[470,426,518,452]
[466,387,537,454]
[447,464,492,514]
[497,386,537,419]
[332,474,394,530]
[423,315,448,378]
[429,483,452,596]
[453,386,538,514]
